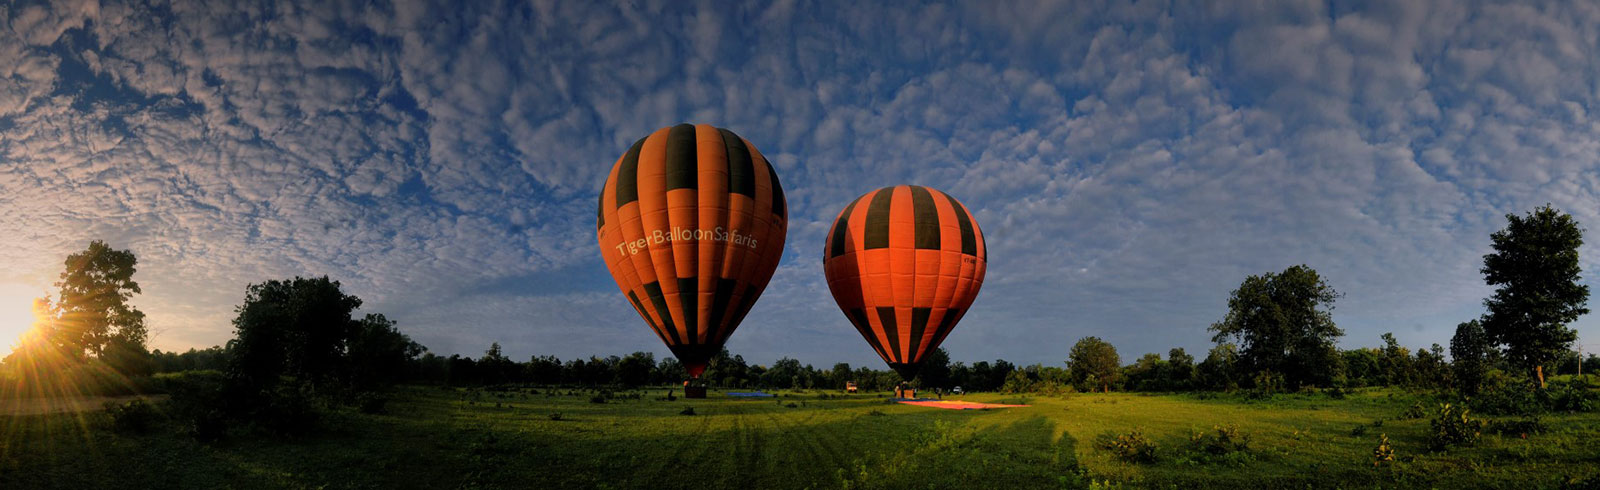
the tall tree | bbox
[51,240,148,364]
[227,276,363,394]
[1209,265,1344,388]
[1067,336,1121,392]
[1449,320,1493,396]
[1480,205,1589,388]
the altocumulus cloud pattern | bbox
[2,0,1599,365]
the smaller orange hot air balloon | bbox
[822,185,987,385]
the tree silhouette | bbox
[1480,205,1589,388]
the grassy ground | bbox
[3,385,1598,489]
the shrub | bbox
[104,399,162,434]
[548,412,563,421]
[589,395,608,404]
[1471,373,1544,416]
[1487,415,1546,437]
[1350,424,1369,437]
[1400,402,1427,420]
[1546,378,1597,412]
[1428,403,1483,451]
[186,409,229,443]
[785,402,798,408]
[679,407,696,416]
[1372,434,1395,467]
[1098,428,1159,463]
[356,393,388,414]
[1188,424,1250,455]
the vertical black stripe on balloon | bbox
[642,281,680,345]
[862,188,895,250]
[664,124,698,190]
[596,190,604,230]
[627,291,654,332]
[766,158,786,219]
[934,308,962,342]
[909,186,940,250]
[615,137,645,207]
[706,278,738,342]
[847,308,889,360]
[677,277,698,342]
[946,193,976,255]
[876,307,899,363]
[720,128,755,197]
[909,307,931,359]
[724,285,762,341]
[828,197,863,259]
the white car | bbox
[952,386,964,395]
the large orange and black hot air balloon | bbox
[596,124,787,385]
[823,185,986,380]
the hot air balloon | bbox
[822,185,986,396]
[597,124,787,398]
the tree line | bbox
[2,205,1595,435]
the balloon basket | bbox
[684,386,707,399]
[895,388,916,400]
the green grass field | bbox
[4,386,1599,489]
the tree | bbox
[1209,265,1344,388]
[347,314,424,390]
[1166,348,1196,390]
[227,276,363,394]
[1068,336,1120,392]
[1122,353,1168,391]
[1450,320,1493,396]
[15,241,151,374]
[616,352,655,387]
[1480,205,1590,388]
[1196,343,1240,390]
[916,348,953,389]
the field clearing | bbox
[3,386,1599,489]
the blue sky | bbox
[3,0,1600,368]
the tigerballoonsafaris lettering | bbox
[614,226,759,256]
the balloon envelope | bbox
[597,124,788,378]
[822,185,987,379]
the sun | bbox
[0,282,48,359]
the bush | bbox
[1546,378,1597,412]
[1400,402,1427,420]
[548,412,563,421]
[104,399,162,434]
[1487,415,1546,437]
[1188,424,1250,455]
[1471,373,1545,416]
[356,393,388,414]
[1428,403,1484,451]
[1372,434,1395,467]
[254,385,321,436]
[1098,428,1159,463]
[589,395,608,404]
[679,407,696,416]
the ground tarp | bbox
[898,400,1029,410]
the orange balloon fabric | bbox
[596,124,788,378]
[823,185,987,379]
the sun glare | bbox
[0,282,47,359]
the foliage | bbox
[1187,424,1250,455]
[104,398,163,434]
[50,240,150,363]
[1450,320,1494,396]
[1486,415,1546,437]
[1481,205,1589,386]
[347,314,426,391]
[1097,428,1159,463]
[227,275,364,396]
[1195,343,1240,391]
[1372,433,1395,467]
[1428,403,1483,451]
[1069,336,1121,392]
[1209,265,1345,389]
